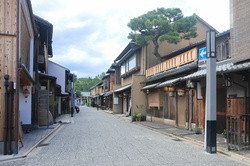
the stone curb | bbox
[102,110,250,166]
[0,123,62,163]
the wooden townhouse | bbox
[142,30,231,129]
[102,63,119,111]
[0,0,37,154]
[108,14,216,121]
[0,0,64,154]
[89,82,103,107]
[33,15,57,126]
[48,60,75,116]
[141,0,250,150]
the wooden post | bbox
[227,116,229,150]
[237,116,241,150]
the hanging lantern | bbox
[164,87,169,92]
[49,91,53,96]
[177,89,185,96]
[168,87,175,92]
[23,88,30,98]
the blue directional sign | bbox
[199,47,207,60]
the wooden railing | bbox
[146,48,198,78]
[227,114,250,150]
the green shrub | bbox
[222,129,227,138]
[137,113,142,119]
[194,127,202,134]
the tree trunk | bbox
[153,38,162,63]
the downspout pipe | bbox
[15,0,20,154]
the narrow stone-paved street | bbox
[2,107,246,166]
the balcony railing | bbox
[146,48,198,78]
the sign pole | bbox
[204,30,217,153]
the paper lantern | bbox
[177,89,185,96]
[23,88,30,98]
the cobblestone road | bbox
[1,106,245,166]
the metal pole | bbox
[205,30,217,153]
[4,75,9,155]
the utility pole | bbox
[204,30,217,153]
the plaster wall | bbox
[19,86,32,124]
[48,61,68,95]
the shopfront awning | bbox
[115,84,132,93]
[141,82,161,90]
[20,64,35,86]
[157,78,181,88]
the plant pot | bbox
[138,118,141,122]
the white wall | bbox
[227,74,249,98]
[48,61,68,95]
[19,87,32,124]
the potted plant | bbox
[137,113,142,122]
[132,113,137,121]
[222,129,227,142]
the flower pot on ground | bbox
[137,113,142,122]
[132,113,137,122]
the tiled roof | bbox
[141,82,161,90]
[115,84,132,93]
[157,78,181,88]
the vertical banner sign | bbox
[205,30,217,153]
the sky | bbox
[31,0,230,78]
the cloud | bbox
[31,0,230,78]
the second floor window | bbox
[121,53,137,75]
[129,54,136,70]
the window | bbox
[225,40,230,58]
[121,63,125,75]
[129,54,136,70]
[126,61,129,72]
[120,53,137,76]
[222,43,226,60]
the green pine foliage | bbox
[128,8,197,62]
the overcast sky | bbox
[31,0,230,78]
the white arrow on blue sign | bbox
[199,47,207,60]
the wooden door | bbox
[177,94,187,128]
[217,87,227,133]
[168,94,176,120]
[38,90,49,126]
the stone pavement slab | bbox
[1,106,247,166]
